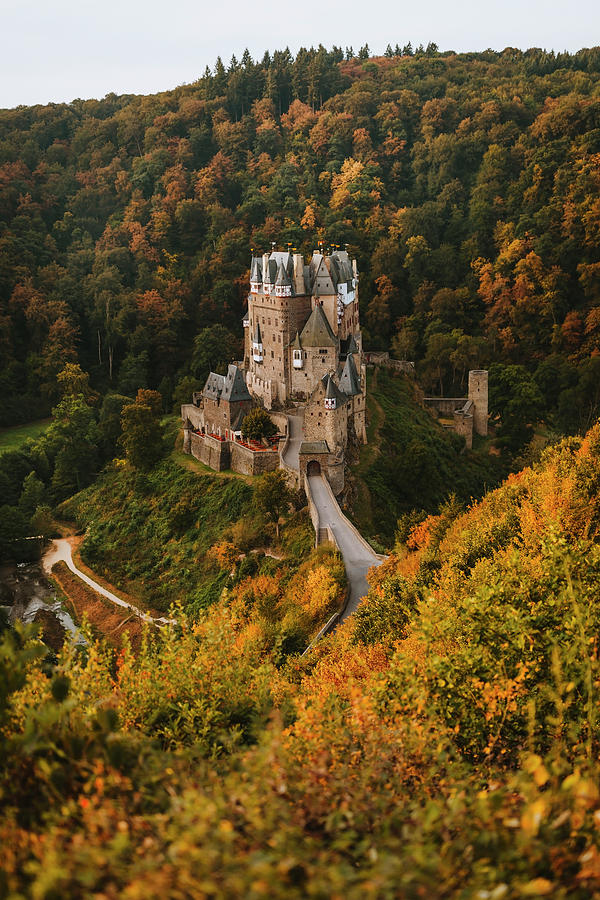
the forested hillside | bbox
[2,45,600,438]
[3,421,600,895]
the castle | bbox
[181,244,489,490]
[181,247,367,492]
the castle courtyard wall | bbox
[190,432,230,471]
[230,442,279,476]
[181,403,203,430]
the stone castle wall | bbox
[190,432,230,470]
[290,345,337,399]
[468,370,488,436]
[181,403,203,430]
[423,397,470,417]
[189,432,279,476]
[230,442,279,476]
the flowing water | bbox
[0,559,85,649]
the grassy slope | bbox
[348,368,506,546]
[0,418,52,454]
[59,458,256,615]
[59,452,315,618]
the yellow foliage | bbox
[298,565,341,619]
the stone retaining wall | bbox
[190,432,230,471]
[230,441,279,476]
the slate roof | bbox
[222,364,252,402]
[340,333,359,358]
[299,440,330,454]
[275,262,291,286]
[250,257,262,282]
[203,371,225,400]
[338,353,361,396]
[329,250,354,289]
[300,304,337,348]
[312,256,335,296]
[291,331,302,350]
[322,372,349,406]
[263,259,277,285]
[253,322,262,344]
[270,250,294,273]
[203,365,251,404]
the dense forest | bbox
[2,44,600,440]
[4,43,600,895]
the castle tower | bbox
[245,246,361,408]
[468,370,488,436]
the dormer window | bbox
[250,282,261,294]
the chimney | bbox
[293,253,305,295]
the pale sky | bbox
[1,0,599,109]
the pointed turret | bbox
[263,258,276,295]
[338,353,361,396]
[275,261,292,297]
[323,373,348,410]
[250,256,263,293]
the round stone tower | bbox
[468,370,488,436]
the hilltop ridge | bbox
[1,46,600,443]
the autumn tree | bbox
[241,407,277,442]
[254,469,292,539]
[120,398,164,471]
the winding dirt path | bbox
[43,538,176,626]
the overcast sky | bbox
[1,0,599,109]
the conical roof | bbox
[291,331,302,350]
[275,262,291,286]
[338,353,361,396]
[300,304,337,348]
[263,258,277,284]
[253,322,262,344]
[250,256,262,281]
[322,373,349,406]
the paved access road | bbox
[282,413,304,471]
[307,474,383,620]
[43,538,175,626]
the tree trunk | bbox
[108,345,114,381]
[97,329,102,365]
